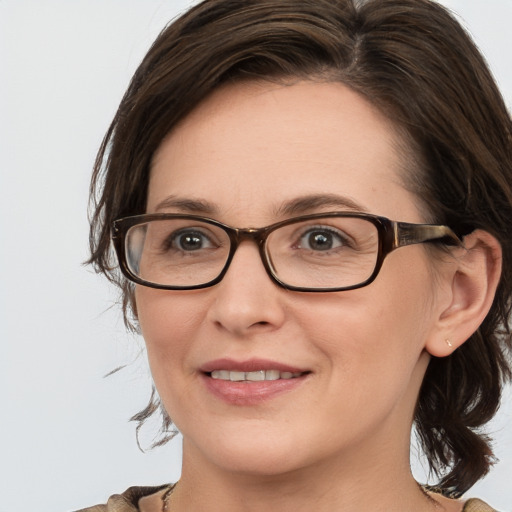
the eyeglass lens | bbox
[124,216,380,290]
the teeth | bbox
[210,370,303,381]
[265,369,280,381]
[246,370,265,381]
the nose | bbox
[206,241,286,336]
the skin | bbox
[135,81,500,512]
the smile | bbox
[200,359,310,404]
[210,370,304,381]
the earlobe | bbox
[426,230,502,358]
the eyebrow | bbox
[153,193,368,218]
[154,196,218,215]
[274,194,369,217]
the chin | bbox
[214,452,306,478]
[184,426,316,477]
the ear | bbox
[425,230,502,357]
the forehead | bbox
[148,80,420,223]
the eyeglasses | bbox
[111,212,461,292]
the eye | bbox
[297,227,347,251]
[169,229,216,252]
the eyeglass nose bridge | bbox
[232,226,269,243]
[218,225,279,286]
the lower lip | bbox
[201,373,309,405]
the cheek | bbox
[291,257,436,383]
[135,288,204,370]
[135,289,213,429]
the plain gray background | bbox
[1,1,511,511]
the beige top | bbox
[74,485,499,512]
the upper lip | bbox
[200,358,308,374]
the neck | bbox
[168,437,436,512]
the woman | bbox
[81,0,512,510]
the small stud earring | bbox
[445,339,453,348]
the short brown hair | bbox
[88,0,512,495]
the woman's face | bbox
[136,81,450,476]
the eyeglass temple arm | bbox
[394,222,462,249]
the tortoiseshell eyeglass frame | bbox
[111,212,461,292]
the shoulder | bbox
[424,488,498,512]
[74,484,170,512]
[463,497,499,512]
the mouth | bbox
[200,359,311,405]
[209,369,305,381]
